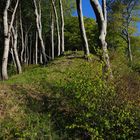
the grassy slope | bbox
[0,52,101,139]
[0,52,140,139]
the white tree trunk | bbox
[26,36,29,65]
[2,0,11,80]
[76,0,90,57]
[20,6,25,64]
[52,0,61,56]
[24,32,28,64]
[29,33,32,64]
[12,26,22,74]
[2,37,10,80]
[40,53,43,64]
[2,0,19,80]
[51,10,55,60]
[90,0,113,79]
[10,35,16,67]
[59,0,65,54]
[33,0,47,64]
[35,31,38,64]
[10,48,16,68]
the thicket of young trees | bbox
[0,0,139,80]
[0,0,75,80]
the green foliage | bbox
[132,62,140,72]
[1,53,140,139]
[64,16,98,53]
[48,63,140,139]
[0,113,57,140]
[7,64,15,76]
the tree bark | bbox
[24,32,28,64]
[2,0,11,80]
[40,53,43,64]
[29,33,32,64]
[90,0,113,79]
[59,0,65,55]
[51,0,61,56]
[20,5,25,64]
[35,31,38,64]
[76,0,90,57]
[12,26,22,74]
[51,10,55,60]
[2,0,19,80]
[10,48,16,68]
[33,0,47,64]
[10,35,16,68]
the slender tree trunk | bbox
[33,0,47,64]
[2,0,11,80]
[51,9,55,60]
[127,33,132,62]
[76,0,90,57]
[10,35,16,68]
[35,31,38,64]
[2,38,10,80]
[24,32,28,64]
[100,20,112,77]
[26,36,29,65]
[20,4,25,64]
[40,53,43,64]
[12,26,22,74]
[90,0,113,79]
[10,48,16,68]
[2,0,19,80]
[29,33,32,64]
[51,0,61,56]
[101,0,113,78]
[59,0,65,55]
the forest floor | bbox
[0,51,140,139]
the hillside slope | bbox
[0,52,140,139]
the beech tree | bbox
[107,0,140,63]
[19,4,25,64]
[76,0,90,57]
[90,0,113,79]
[51,0,61,56]
[2,0,19,80]
[59,0,65,55]
[121,0,139,62]
[51,4,55,60]
[11,23,22,74]
[33,0,47,64]
[0,0,77,80]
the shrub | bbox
[49,63,140,139]
[132,62,140,73]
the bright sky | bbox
[81,0,95,18]
[79,0,140,35]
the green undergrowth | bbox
[0,52,140,139]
